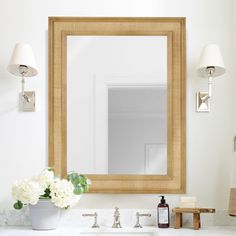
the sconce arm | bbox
[20,66,31,103]
[200,76,212,102]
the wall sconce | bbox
[7,43,38,112]
[196,44,225,112]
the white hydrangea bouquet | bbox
[12,168,90,210]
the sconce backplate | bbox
[196,92,210,112]
[19,91,35,112]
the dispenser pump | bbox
[160,196,166,204]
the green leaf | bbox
[41,188,51,198]
[83,185,89,192]
[48,167,54,172]
[67,172,89,194]
[14,201,23,210]
[74,186,82,195]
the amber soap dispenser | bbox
[157,196,169,228]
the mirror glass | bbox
[67,36,167,175]
[108,86,167,175]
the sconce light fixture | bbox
[8,43,38,112]
[196,44,225,112]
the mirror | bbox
[49,17,186,193]
[67,36,167,175]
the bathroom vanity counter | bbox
[1,226,236,236]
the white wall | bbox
[0,0,235,211]
[230,0,236,189]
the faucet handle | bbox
[112,207,122,228]
[134,212,151,228]
[114,207,120,215]
[82,212,99,228]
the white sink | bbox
[78,227,159,236]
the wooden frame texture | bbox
[48,17,186,193]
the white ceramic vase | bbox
[29,199,61,230]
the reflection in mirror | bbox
[108,87,167,175]
[67,36,167,175]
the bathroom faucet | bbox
[112,207,122,228]
[82,212,99,228]
[134,212,151,228]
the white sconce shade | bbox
[197,44,225,78]
[8,43,38,77]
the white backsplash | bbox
[1,208,236,227]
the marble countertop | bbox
[1,226,236,236]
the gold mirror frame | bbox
[48,17,186,193]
